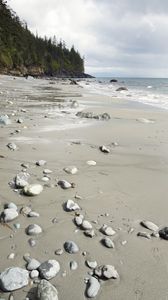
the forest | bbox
[0,0,86,77]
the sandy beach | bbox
[0,74,168,300]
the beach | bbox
[0,74,168,299]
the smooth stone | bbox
[70,261,78,270]
[20,206,32,215]
[28,211,40,217]
[30,270,39,279]
[82,220,92,230]
[151,232,159,238]
[102,265,119,279]
[137,231,151,239]
[43,169,52,175]
[41,177,50,182]
[100,224,116,236]
[99,145,110,153]
[27,259,41,271]
[15,172,30,188]
[116,86,128,91]
[36,160,47,166]
[86,160,97,166]
[159,227,168,240]
[86,261,97,269]
[1,208,18,222]
[84,229,95,238]
[38,260,60,280]
[65,199,80,211]
[102,237,115,248]
[23,184,43,196]
[86,277,100,298]
[7,253,15,260]
[21,163,29,169]
[63,166,78,175]
[74,215,84,226]
[0,267,29,291]
[64,241,79,254]
[7,143,17,151]
[28,238,37,247]
[140,220,159,232]
[136,118,154,124]
[58,180,72,189]
[5,202,17,211]
[37,279,58,300]
[26,224,42,236]
[0,115,11,125]
[55,249,63,256]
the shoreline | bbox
[0,75,168,299]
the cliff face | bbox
[0,0,88,77]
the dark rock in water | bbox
[70,79,78,85]
[76,111,110,121]
[110,79,118,83]
[159,227,168,240]
[116,87,128,91]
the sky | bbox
[7,0,168,77]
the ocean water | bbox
[79,77,168,110]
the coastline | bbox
[0,74,168,299]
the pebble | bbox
[63,166,78,175]
[70,260,78,270]
[159,227,168,240]
[102,237,115,248]
[7,253,15,260]
[151,232,159,238]
[0,267,29,291]
[102,265,119,279]
[82,220,93,230]
[20,206,32,216]
[7,143,17,151]
[1,208,18,222]
[86,160,97,166]
[27,258,41,271]
[140,220,159,232]
[36,160,46,166]
[86,261,98,269]
[55,249,63,256]
[0,115,11,125]
[74,194,82,200]
[41,176,50,182]
[28,211,40,218]
[26,224,42,236]
[137,231,151,239]
[100,224,116,236]
[28,238,37,247]
[37,279,58,300]
[65,199,80,211]
[5,202,17,211]
[84,229,95,238]
[21,163,29,169]
[17,118,23,124]
[86,277,100,298]
[38,260,60,280]
[74,215,84,226]
[30,270,39,279]
[15,172,30,188]
[99,145,110,153]
[23,184,43,196]
[43,169,52,174]
[64,241,79,254]
[58,180,72,189]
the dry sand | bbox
[0,75,168,299]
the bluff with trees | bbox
[0,0,90,77]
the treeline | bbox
[0,0,84,76]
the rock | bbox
[70,100,79,108]
[7,143,17,151]
[64,241,79,254]
[58,180,72,189]
[30,270,39,279]
[38,260,60,280]
[43,169,52,175]
[136,118,154,124]
[27,259,41,271]
[86,261,97,269]
[65,199,80,211]
[28,211,40,218]
[86,277,100,298]
[99,145,110,153]
[86,160,97,166]
[36,160,46,166]
[82,220,92,230]
[55,249,63,256]
[137,232,151,239]
[84,229,95,238]
[100,224,116,236]
[110,79,118,83]
[37,279,58,300]
[28,238,37,247]
[26,224,42,236]
[20,206,32,216]
[159,227,168,240]
[1,208,18,222]
[76,111,110,121]
[23,184,43,196]
[116,87,128,91]
[102,265,119,279]
[74,215,84,226]
[21,163,29,169]
[151,232,159,238]
[140,220,159,232]
[0,267,29,291]
[7,253,15,260]
[15,172,30,188]
[5,203,17,211]
[63,166,78,175]
[70,261,78,270]
[0,115,11,125]
[41,177,50,182]
[102,237,115,248]
[17,118,23,124]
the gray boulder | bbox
[37,279,58,300]
[0,267,29,291]
[38,260,60,280]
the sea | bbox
[78,77,168,111]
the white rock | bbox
[7,143,17,151]
[86,261,97,269]
[58,180,72,189]
[28,211,40,218]
[63,166,78,175]
[15,172,30,188]
[102,237,115,248]
[65,199,80,211]
[136,118,154,124]
[30,270,39,279]
[86,277,100,298]
[43,169,52,175]
[38,260,60,280]
[70,261,78,270]
[26,224,42,236]
[41,176,50,182]
[82,220,92,230]
[1,208,18,222]
[23,184,43,196]
[102,265,119,279]
[0,267,29,291]
[20,206,32,215]
[7,253,15,260]
[74,215,84,226]
[99,145,110,153]
[6,203,17,211]
[27,259,41,271]
[100,224,116,236]
[36,160,46,166]
[137,231,151,239]
[140,220,159,232]
[86,160,97,166]
[64,241,79,254]
[0,115,11,125]
[84,229,95,238]
[37,279,58,300]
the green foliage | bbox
[0,0,84,75]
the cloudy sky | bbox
[7,0,168,77]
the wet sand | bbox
[0,75,168,299]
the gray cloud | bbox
[7,0,168,77]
